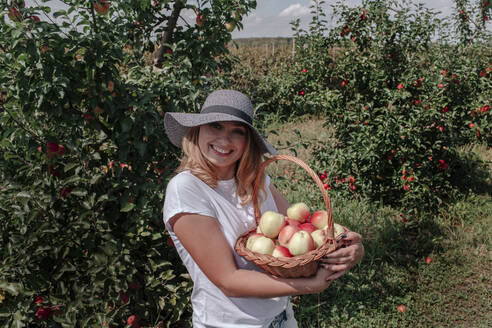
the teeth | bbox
[212,145,231,154]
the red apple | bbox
[299,222,317,234]
[277,224,300,246]
[288,231,315,256]
[259,211,285,238]
[8,7,22,21]
[397,305,406,313]
[425,257,432,264]
[225,21,236,32]
[250,236,275,255]
[311,229,327,248]
[93,0,110,15]
[272,245,292,258]
[286,218,301,227]
[196,14,206,27]
[286,202,310,223]
[246,233,263,250]
[310,210,328,229]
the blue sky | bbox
[231,0,457,38]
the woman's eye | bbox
[234,129,246,136]
[210,122,221,129]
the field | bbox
[265,114,491,328]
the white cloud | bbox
[279,4,311,18]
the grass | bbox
[264,116,492,328]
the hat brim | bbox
[164,112,277,155]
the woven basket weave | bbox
[235,154,348,278]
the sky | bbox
[23,0,485,38]
[230,0,457,38]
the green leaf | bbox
[0,281,22,296]
[64,163,79,172]
[120,202,135,212]
[70,189,87,197]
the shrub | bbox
[293,0,492,213]
[0,0,256,326]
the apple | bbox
[334,223,344,237]
[196,14,206,27]
[310,210,328,229]
[272,245,292,258]
[259,211,285,238]
[285,218,301,227]
[425,257,432,264]
[225,21,236,32]
[299,222,317,234]
[233,9,242,21]
[286,202,310,223]
[93,0,110,15]
[277,224,300,246]
[250,236,275,255]
[8,7,22,21]
[246,233,263,250]
[397,305,406,313]
[311,229,327,248]
[288,231,315,256]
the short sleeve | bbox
[163,172,216,232]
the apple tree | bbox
[0,0,256,326]
[290,0,491,213]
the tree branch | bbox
[153,0,185,68]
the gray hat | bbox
[164,89,276,154]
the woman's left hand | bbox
[319,231,365,280]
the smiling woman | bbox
[162,90,365,327]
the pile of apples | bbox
[246,202,345,258]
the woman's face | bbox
[198,121,248,180]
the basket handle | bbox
[252,154,335,241]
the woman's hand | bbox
[319,231,364,280]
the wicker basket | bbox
[235,154,348,278]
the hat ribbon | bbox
[201,105,253,125]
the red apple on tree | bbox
[288,230,315,256]
[286,202,310,223]
[259,211,285,238]
[8,7,22,21]
[196,13,206,27]
[93,0,110,15]
[225,20,236,32]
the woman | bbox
[163,89,364,327]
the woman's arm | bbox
[171,213,333,298]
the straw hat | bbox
[164,89,276,154]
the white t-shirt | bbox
[163,170,289,327]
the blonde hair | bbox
[177,124,265,205]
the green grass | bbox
[265,117,492,328]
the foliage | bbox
[0,0,256,327]
[291,0,492,213]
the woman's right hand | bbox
[308,267,334,293]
